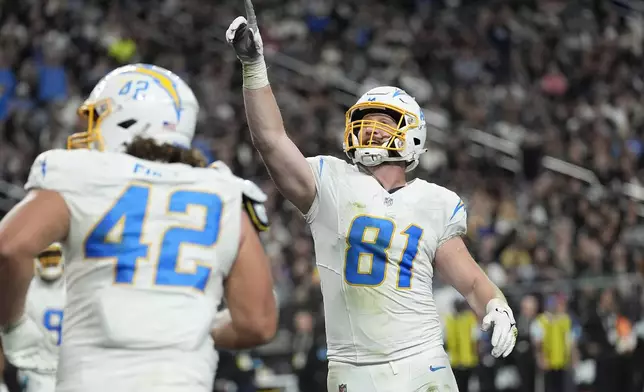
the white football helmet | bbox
[68,64,199,152]
[343,86,427,172]
[35,243,63,282]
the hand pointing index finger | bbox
[244,0,258,32]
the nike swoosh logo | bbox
[429,366,446,372]
[500,309,512,321]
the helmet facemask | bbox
[36,246,64,282]
[68,99,114,150]
[344,101,420,167]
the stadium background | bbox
[1,0,644,391]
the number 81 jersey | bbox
[305,156,467,364]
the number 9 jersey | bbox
[304,156,467,364]
[25,149,244,392]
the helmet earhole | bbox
[118,119,138,129]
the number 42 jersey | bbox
[25,149,244,392]
[304,156,467,365]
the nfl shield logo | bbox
[338,384,347,392]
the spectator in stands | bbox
[0,52,16,123]
[445,299,480,392]
[515,295,539,392]
[585,288,636,392]
[532,293,578,392]
[1,1,644,391]
[293,310,327,392]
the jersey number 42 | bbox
[85,184,222,292]
[344,215,423,290]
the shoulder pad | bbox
[208,162,269,231]
[244,197,270,232]
[208,160,233,175]
[242,180,269,232]
[241,179,267,203]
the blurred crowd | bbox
[2,0,644,391]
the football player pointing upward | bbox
[226,2,517,391]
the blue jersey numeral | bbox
[344,215,423,289]
[118,80,150,100]
[85,184,223,292]
[43,309,64,346]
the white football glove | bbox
[481,298,518,358]
[225,0,264,65]
[1,315,58,374]
[226,0,269,89]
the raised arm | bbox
[225,2,316,214]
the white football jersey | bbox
[305,156,467,364]
[25,276,66,349]
[21,276,64,392]
[25,149,243,392]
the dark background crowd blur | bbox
[2,0,644,391]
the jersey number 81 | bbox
[85,184,222,292]
[344,215,423,289]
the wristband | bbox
[242,59,270,90]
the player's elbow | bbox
[246,324,276,346]
[232,320,276,347]
[259,306,279,343]
[246,304,278,345]
[249,132,278,154]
